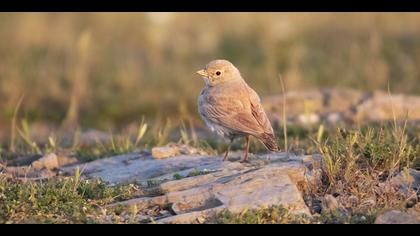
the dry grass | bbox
[2,13,420,144]
[1,13,420,224]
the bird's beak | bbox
[196,69,208,78]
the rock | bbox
[151,146,180,159]
[4,166,32,176]
[135,215,151,223]
[390,168,420,192]
[157,206,225,224]
[262,88,420,125]
[375,210,420,224]
[151,144,209,159]
[31,153,57,170]
[102,152,312,223]
[297,113,320,125]
[407,202,420,215]
[262,89,364,125]
[4,165,56,180]
[322,194,339,212]
[354,91,420,123]
[3,154,42,167]
[326,112,343,123]
[214,172,309,215]
[60,152,224,185]
[301,154,322,170]
[31,153,77,170]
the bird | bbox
[196,59,279,162]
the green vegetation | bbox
[211,206,312,224]
[0,172,140,224]
[2,13,420,143]
[1,122,418,224]
[1,13,420,224]
[209,206,377,224]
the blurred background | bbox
[1,12,420,146]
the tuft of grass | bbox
[0,174,139,224]
[317,209,377,224]
[211,205,378,224]
[317,125,416,187]
[173,173,183,180]
[10,95,25,153]
[16,119,42,154]
[74,120,149,162]
[146,179,161,188]
[211,205,311,224]
[309,123,418,219]
[186,169,212,178]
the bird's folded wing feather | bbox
[246,85,275,135]
[201,83,273,136]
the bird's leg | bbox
[240,135,251,163]
[223,137,234,161]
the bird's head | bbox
[196,59,242,86]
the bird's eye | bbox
[215,71,221,76]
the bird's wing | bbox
[246,84,275,135]
[200,81,268,136]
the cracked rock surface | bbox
[61,152,320,223]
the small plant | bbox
[0,173,140,224]
[16,119,42,154]
[309,123,418,221]
[212,205,311,224]
[155,118,172,147]
[173,173,183,180]
[186,168,211,177]
[146,179,161,188]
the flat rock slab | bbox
[73,151,318,223]
[60,151,294,186]
[375,210,420,224]
[60,152,222,185]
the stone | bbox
[103,153,311,223]
[31,153,77,170]
[375,210,420,224]
[262,88,420,125]
[301,154,322,170]
[60,152,224,185]
[66,151,316,223]
[297,113,320,125]
[4,166,32,176]
[151,144,209,159]
[214,172,309,215]
[4,166,57,181]
[151,146,180,159]
[157,206,225,224]
[322,194,339,212]
[354,91,420,123]
[3,154,42,167]
[390,168,420,192]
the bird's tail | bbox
[258,133,280,152]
